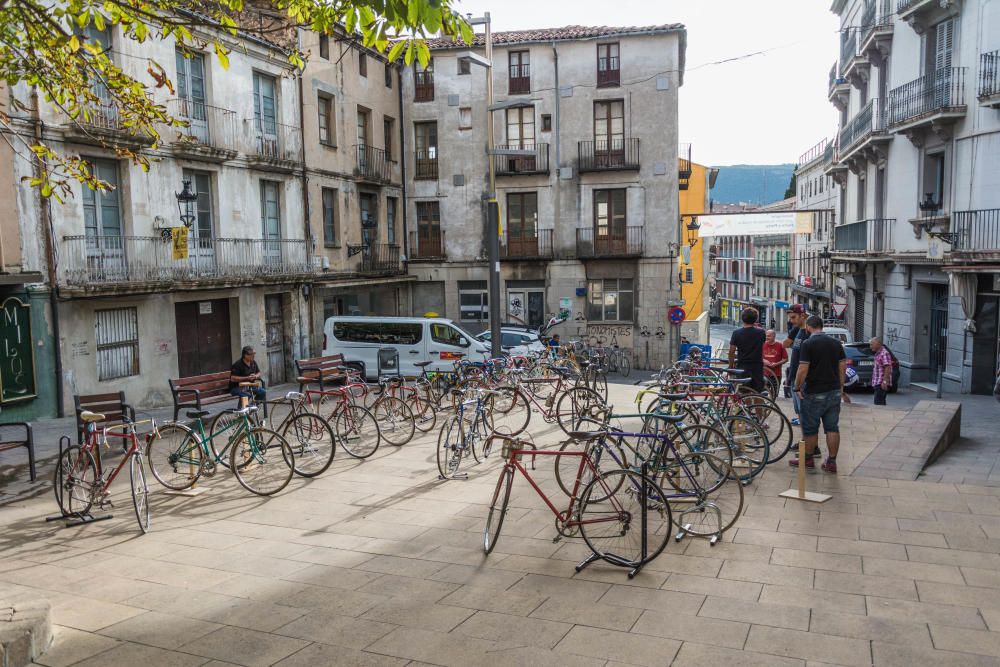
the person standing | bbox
[728,308,766,392]
[870,336,893,406]
[791,316,847,473]
[763,329,788,397]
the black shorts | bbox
[738,365,765,392]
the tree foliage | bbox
[0,0,473,200]
[783,172,796,201]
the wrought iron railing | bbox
[839,98,888,151]
[414,150,438,180]
[679,143,692,179]
[575,227,644,257]
[980,50,1000,99]
[508,63,530,94]
[598,57,620,87]
[359,243,401,274]
[578,138,640,172]
[60,235,313,286]
[897,0,923,13]
[754,262,791,278]
[952,209,1000,251]
[355,144,391,182]
[408,230,446,259]
[501,229,553,259]
[414,71,434,102]
[165,98,239,154]
[832,219,894,254]
[860,0,893,45]
[798,138,829,166]
[494,143,550,176]
[829,62,838,91]
[250,119,303,163]
[887,67,967,126]
[840,28,859,74]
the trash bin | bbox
[378,347,400,378]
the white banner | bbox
[698,212,811,237]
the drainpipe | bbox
[296,30,315,355]
[31,87,65,416]
[552,44,561,262]
[398,65,409,264]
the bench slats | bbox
[170,370,243,421]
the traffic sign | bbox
[668,307,686,325]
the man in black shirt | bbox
[728,308,765,392]
[792,316,847,474]
[230,346,267,404]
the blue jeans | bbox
[799,390,841,437]
[230,386,266,405]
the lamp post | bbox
[686,216,701,249]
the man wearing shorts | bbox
[791,315,847,474]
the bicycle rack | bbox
[674,500,725,546]
[46,435,114,528]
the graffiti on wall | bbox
[886,326,902,345]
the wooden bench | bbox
[295,353,353,392]
[0,422,36,481]
[169,371,241,422]
[74,392,135,445]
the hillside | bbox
[710,164,795,206]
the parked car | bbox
[476,328,547,356]
[843,342,900,392]
[824,327,853,344]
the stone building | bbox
[793,138,840,319]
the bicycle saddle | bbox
[565,430,608,441]
[79,410,105,422]
[578,360,591,367]
[234,405,258,415]
[660,392,688,401]
[414,361,434,368]
[284,391,306,402]
[729,377,752,385]
[646,413,686,423]
[721,368,746,375]
[186,410,211,420]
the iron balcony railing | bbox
[798,138,829,166]
[494,143,550,176]
[897,0,925,12]
[823,141,835,166]
[578,138,640,172]
[839,98,888,152]
[501,229,553,259]
[679,142,692,179]
[359,243,401,274]
[829,62,838,91]
[840,28,859,75]
[60,235,313,286]
[754,262,791,278]
[575,226,644,257]
[888,67,967,126]
[860,0,893,45]
[508,63,530,94]
[413,150,438,180]
[355,144,392,182]
[952,209,1000,251]
[980,50,1000,99]
[78,84,124,132]
[165,98,240,154]
[598,56,620,87]
[832,219,894,254]
[250,119,303,163]
[408,229,446,260]
[414,70,434,102]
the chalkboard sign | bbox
[0,297,36,403]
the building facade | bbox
[828,0,1000,393]
[679,157,718,339]
[794,139,840,318]
[400,25,688,369]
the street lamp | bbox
[176,179,198,228]
[818,246,833,320]
[686,217,701,248]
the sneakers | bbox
[811,449,823,459]
[821,459,838,474]
[788,456,815,468]
[790,417,800,426]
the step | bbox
[0,600,52,667]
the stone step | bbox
[0,600,52,667]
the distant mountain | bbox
[710,164,795,206]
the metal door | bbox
[527,291,545,328]
[265,294,286,385]
[175,299,232,377]
[971,296,998,394]
[929,284,949,376]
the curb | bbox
[0,600,52,667]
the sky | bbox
[452,0,841,166]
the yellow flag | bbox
[171,227,189,260]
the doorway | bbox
[175,299,232,377]
[265,294,287,385]
[972,296,998,394]
[929,284,949,377]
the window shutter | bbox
[935,19,953,73]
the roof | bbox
[426,24,685,50]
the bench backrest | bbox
[74,391,132,441]
[170,371,232,399]
[295,354,345,376]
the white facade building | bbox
[793,139,841,318]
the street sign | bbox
[775,300,790,309]
[668,307,686,325]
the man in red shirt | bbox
[763,329,788,398]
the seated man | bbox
[230,346,267,404]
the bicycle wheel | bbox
[146,422,204,491]
[556,386,607,435]
[334,404,381,458]
[721,415,769,482]
[663,423,735,481]
[484,466,514,555]
[208,410,241,466]
[578,468,672,568]
[229,427,295,496]
[54,445,96,517]
[592,372,609,401]
[658,452,743,538]
[371,396,415,446]
[741,394,794,464]
[281,412,336,477]
[488,387,530,436]
[620,354,631,378]
[130,453,150,533]
[411,390,438,433]
[437,415,467,479]
[554,438,626,500]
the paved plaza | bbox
[4,384,1000,666]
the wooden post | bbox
[779,440,832,503]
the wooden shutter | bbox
[935,19,953,73]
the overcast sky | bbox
[453,0,841,166]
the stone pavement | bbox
[3,384,1000,666]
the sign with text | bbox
[0,297,36,403]
[698,212,812,237]
[171,227,189,260]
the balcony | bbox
[494,144,550,176]
[408,230,446,261]
[598,57,620,87]
[414,71,434,102]
[840,28,869,86]
[248,120,303,172]
[576,227,643,258]
[828,62,851,110]
[952,209,1000,254]
[578,138,640,173]
[832,219,894,256]
[859,0,894,59]
[897,0,953,31]
[508,63,530,95]
[65,86,156,148]
[798,138,828,167]
[355,144,392,184]
[500,229,553,260]
[754,262,791,278]
[165,99,239,162]
[838,98,891,164]
[979,50,1000,107]
[359,243,402,275]
[679,143,692,191]
[887,68,967,134]
[414,151,438,180]
[59,235,313,294]
[823,140,848,184]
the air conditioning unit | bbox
[312,256,330,270]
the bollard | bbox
[779,440,832,503]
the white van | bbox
[323,316,490,379]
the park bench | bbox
[169,371,242,422]
[0,422,36,481]
[74,392,135,444]
[295,353,352,392]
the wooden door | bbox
[174,299,232,377]
[265,294,286,384]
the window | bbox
[856,174,866,221]
[318,93,335,146]
[414,58,434,102]
[357,106,370,147]
[414,121,438,179]
[386,196,397,245]
[685,268,694,283]
[260,180,282,248]
[384,62,392,88]
[587,278,634,322]
[182,169,214,243]
[509,50,530,94]
[597,42,621,87]
[593,189,627,237]
[541,114,552,132]
[175,49,207,141]
[359,192,378,246]
[319,34,329,60]
[416,201,442,256]
[594,99,624,148]
[359,52,367,77]
[459,107,472,129]
[384,116,394,161]
[253,72,277,152]
[506,106,535,147]
[924,152,946,211]
[96,307,139,381]
[322,187,339,246]
[507,192,538,242]
[82,158,121,239]
[333,322,421,344]
[459,281,489,322]
[924,18,954,76]
[381,323,422,345]
[458,57,471,75]
[431,322,465,345]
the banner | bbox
[171,227,189,260]
[698,212,812,237]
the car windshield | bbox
[845,344,873,356]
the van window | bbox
[382,323,422,345]
[334,322,381,343]
[431,323,464,346]
[501,332,522,347]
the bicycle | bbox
[606,344,631,377]
[384,370,437,433]
[54,412,155,533]
[307,382,382,458]
[264,392,337,477]
[489,368,607,437]
[436,388,495,480]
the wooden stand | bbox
[779,440,832,503]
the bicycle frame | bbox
[91,423,144,494]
